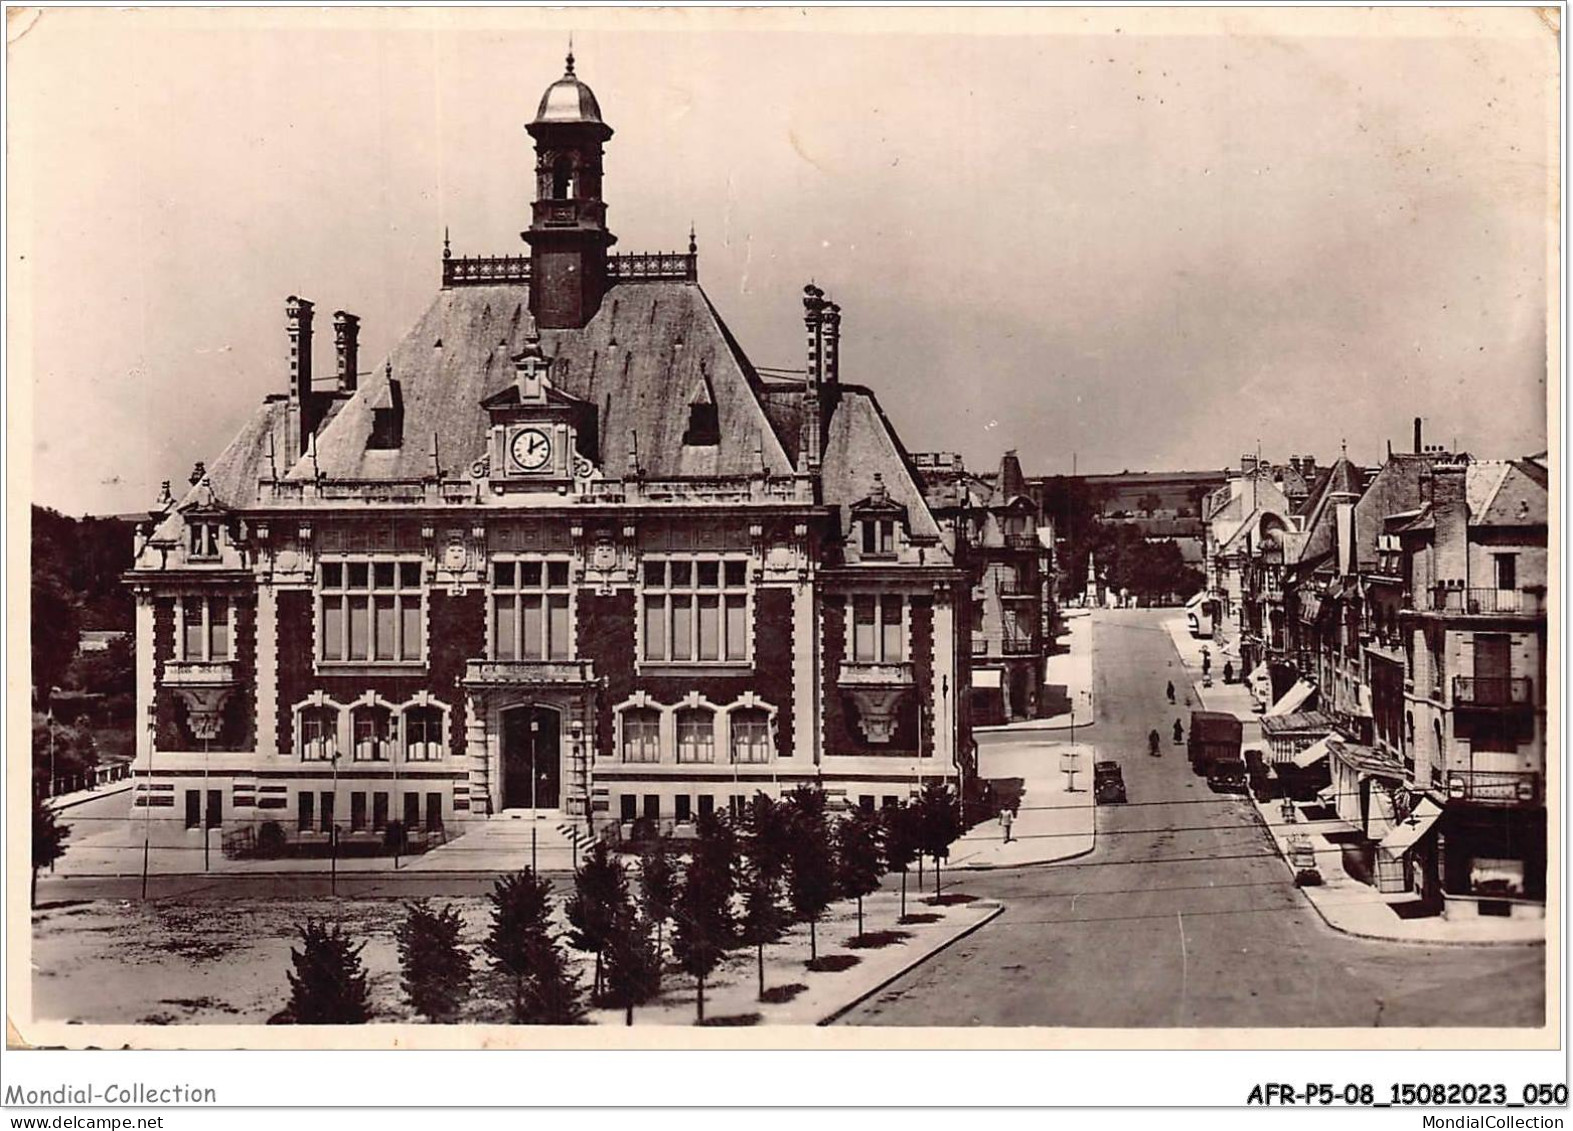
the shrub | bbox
[396,901,473,1022]
[484,869,583,1025]
[283,920,370,1024]
[31,793,69,907]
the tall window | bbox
[405,706,444,762]
[676,709,716,764]
[351,705,392,762]
[851,595,905,662]
[320,560,424,663]
[189,522,221,560]
[621,708,661,764]
[641,559,749,663]
[730,709,771,764]
[492,560,573,661]
[299,706,337,762]
[180,595,231,662]
[1494,553,1518,592]
[861,519,896,557]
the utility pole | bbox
[330,737,339,896]
[202,734,211,873]
[141,703,155,901]
[530,716,539,873]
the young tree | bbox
[915,780,963,900]
[881,802,919,921]
[395,900,473,1022]
[670,810,738,1023]
[283,919,371,1024]
[834,808,886,939]
[31,793,69,907]
[565,840,629,1002]
[602,904,663,1026]
[484,869,584,1025]
[784,784,836,962]
[639,834,678,968]
[738,793,792,999]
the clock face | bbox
[510,427,553,473]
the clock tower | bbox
[524,50,616,330]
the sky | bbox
[12,7,1555,517]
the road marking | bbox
[1177,910,1189,1027]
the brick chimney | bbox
[822,301,841,387]
[333,311,361,393]
[1413,416,1423,455]
[1432,460,1469,586]
[800,284,827,471]
[286,296,318,465]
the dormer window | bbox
[683,402,720,446]
[861,519,897,558]
[189,521,221,560]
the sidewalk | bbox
[1163,619,1544,945]
[977,608,1096,734]
[951,739,1097,869]
[1244,790,1544,946]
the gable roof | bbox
[299,281,794,483]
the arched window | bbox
[405,706,445,762]
[621,707,661,764]
[676,708,715,764]
[351,704,392,762]
[730,708,771,764]
[299,705,337,762]
[552,156,573,199]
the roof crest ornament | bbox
[565,35,575,76]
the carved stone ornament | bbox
[443,539,468,572]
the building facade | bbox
[1234,422,1548,919]
[125,56,968,853]
[916,451,1055,725]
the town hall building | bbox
[125,53,971,854]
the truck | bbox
[1188,710,1243,776]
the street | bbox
[839,608,1545,1027]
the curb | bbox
[817,902,1007,1025]
[1239,796,1544,949]
[48,783,133,813]
[975,717,1096,736]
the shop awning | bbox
[1265,679,1316,717]
[1185,591,1207,610]
[1291,735,1333,769]
[971,669,1002,689]
[1380,798,1443,855]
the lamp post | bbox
[141,702,155,900]
[530,716,539,873]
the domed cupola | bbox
[523,49,617,329]
[533,50,608,130]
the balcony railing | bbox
[837,660,915,688]
[1422,587,1543,616]
[1446,769,1540,806]
[1002,532,1040,551]
[442,254,531,287]
[162,659,238,688]
[607,251,697,283]
[1452,676,1534,707]
[259,479,477,506]
[579,475,811,505]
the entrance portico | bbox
[462,659,597,819]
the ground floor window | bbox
[620,795,637,821]
[675,794,692,821]
[729,708,771,763]
[298,791,315,832]
[351,792,367,831]
[372,791,389,830]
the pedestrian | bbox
[1001,807,1014,845]
[1174,718,1184,744]
[1166,680,1175,704]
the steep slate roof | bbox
[1347,453,1429,572]
[822,386,947,549]
[1469,461,1546,526]
[299,281,794,482]
[1294,455,1363,568]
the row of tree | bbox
[278,781,966,1025]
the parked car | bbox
[1205,754,1248,793]
[1094,760,1127,804]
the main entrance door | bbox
[501,706,561,810]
